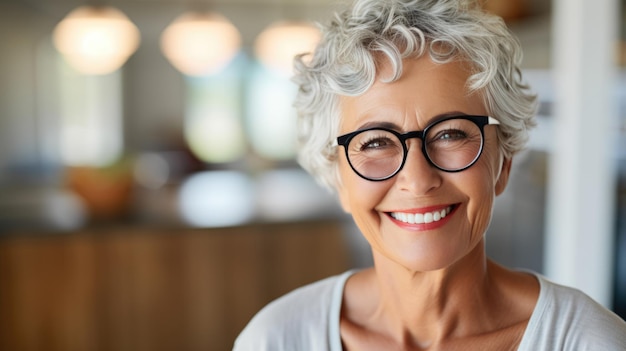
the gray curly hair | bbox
[293,0,537,191]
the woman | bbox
[234,0,626,349]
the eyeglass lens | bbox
[345,118,484,180]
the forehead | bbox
[339,56,485,131]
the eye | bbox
[357,136,395,151]
[350,129,400,153]
[432,129,468,142]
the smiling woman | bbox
[335,56,507,274]
[233,0,626,350]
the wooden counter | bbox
[0,220,352,351]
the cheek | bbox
[461,153,501,235]
[468,180,495,227]
[338,160,388,214]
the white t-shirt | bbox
[233,270,626,350]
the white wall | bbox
[546,0,620,307]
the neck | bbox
[368,240,501,347]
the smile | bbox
[389,206,453,224]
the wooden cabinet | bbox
[0,221,352,351]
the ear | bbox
[495,157,512,196]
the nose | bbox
[395,140,442,194]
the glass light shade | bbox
[254,21,321,74]
[53,6,140,75]
[160,12,241,76]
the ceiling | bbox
[6,0,562,69]
[14,0,551,19]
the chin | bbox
[379,246,467,273]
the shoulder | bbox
[520,274,626,350]
[233,271,353,351]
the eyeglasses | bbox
[336,115,500,181]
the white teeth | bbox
[414,213,424,223]
[391,207,452,224]
[433,211,441,221]
[424,212,433,223]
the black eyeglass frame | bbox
[335,115,500,181]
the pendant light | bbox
[53,5,140,75]
[160,12,241,76]
[254,20,321,75]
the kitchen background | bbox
[0,0,625,350]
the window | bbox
[57,57,124,167]
[184,53,247,164]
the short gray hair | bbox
[293,0,537,191]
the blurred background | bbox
[0,0,624,350]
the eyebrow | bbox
[354,110,471,131]
[356,121,399,130]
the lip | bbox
[385,204,459,231]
